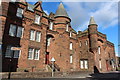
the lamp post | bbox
[51,57,55,77]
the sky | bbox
[26,0,119,56]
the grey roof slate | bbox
[89,17,97,25]
[55,3,69,18]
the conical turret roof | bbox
[55,3,69,18]
[89,17,97,25]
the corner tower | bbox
[88,17,98,53]
[54,2,71,31]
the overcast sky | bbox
[26,0,119,56]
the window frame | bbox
[13,50,21,58]
[36,31,41,42]
[70,42,73,50]
[80,59,88,69]
[70,55,73,63]
[30,30,36,41]
[9,24,24,38]
[34,49,40,60]
[34,14,41,24]
[28,48,34,60]
[80,41,82,47]
[17,26,24,38]
[98,46,101,54]
[49,22,53,30]
[99,59,102,69]
[16,7,24,18]
[66,24,69,31]
[70,32,72,37]
[5,46,12,58]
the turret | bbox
[88,17,98,53]
[54,2,71,31]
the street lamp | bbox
[51,57,55,77]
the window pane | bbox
[86,40,88,45]
[36,32,41,42]
[70,43,72,50]
[70,55,73,63]
[17,27,23,38]
[99,60,102,69]
[47,37,51,46]
[28,48,34,59]
[49,22,53,30]
[66,24,69,31]
[80,41,82,47]
[9,24,16,37]
[35,15,40,24]
[34,49,39,60]
[84,60,88,69]
[30,30,35,40]
[98,46,101,54]
[70,32,72,37]
[80,60,84,69]
[16,8,23,18]
[5,46,12,57]
[14,50,20,58]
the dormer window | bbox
[66,24,69,31]
[49,22,53,30]
[16,8,24,18]
[35,14,40,24]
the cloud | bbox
[25,0,119,2]
[62,2,118,31]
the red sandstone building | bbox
[1,0,116,73]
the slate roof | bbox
[55,3,69,18]
[89,17,97,25]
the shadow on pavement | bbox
[87,71,120,80]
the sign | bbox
[11,47,21,50]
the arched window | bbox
[47,35,54,46]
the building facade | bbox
[1,0,116,73]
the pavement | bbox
[1,71,120,80]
